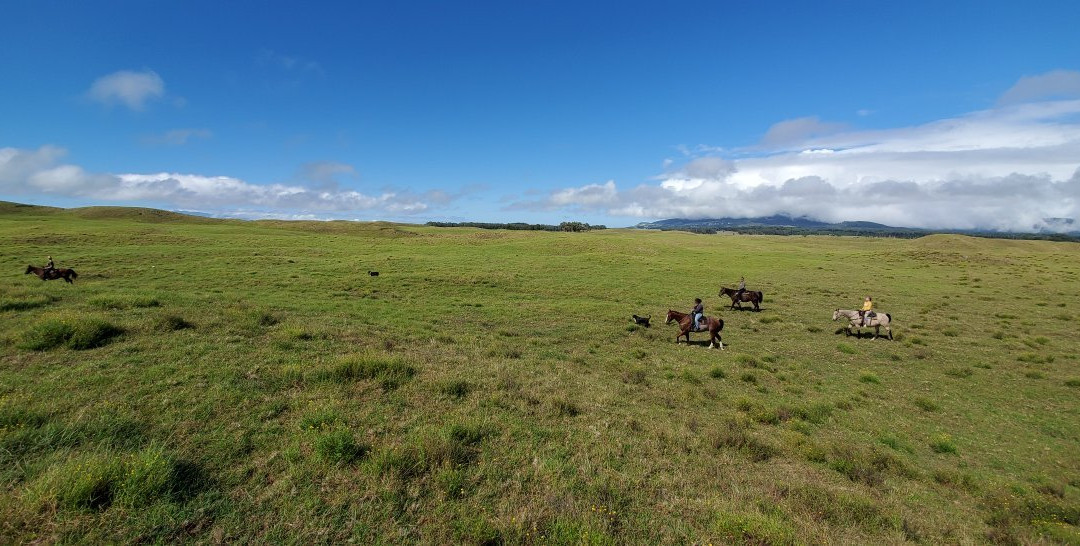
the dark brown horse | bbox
[25,265,78,284]
[666,310,724,349]
[719,287,763,311]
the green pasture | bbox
[1,203,1079,543]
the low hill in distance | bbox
[0,201,222,224]
[635,215,1080,241]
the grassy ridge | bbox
[1,206,1079,543]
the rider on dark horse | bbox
[735,276,746,301]
[44,256,56,279]
[691,298,705,331]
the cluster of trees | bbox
[426,221,606,232]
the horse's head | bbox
[718,287,729,297]
[665,310,679,324]
[25,265,33,274]
[832,309,841,321]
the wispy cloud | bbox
[141,128,212,146]
[997,69,1080,106]
[760,116,848,148]
[297,161,357,189]
[257,50,324,75]
[87,70,165,111]
[510,70,1080,232]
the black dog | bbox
[368,271,379,277]
[632,314,651,327]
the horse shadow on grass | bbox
[834,327,889,340]
[679,338,729,349]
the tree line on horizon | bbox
[426,221,607,232]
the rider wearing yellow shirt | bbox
[859,296,873,326]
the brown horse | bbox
[25,265,78,284]
[666,310,724,349]
[719,287,763,311]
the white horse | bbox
[833,309,893,340]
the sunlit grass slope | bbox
[1,205,1078,543]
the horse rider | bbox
[859,296,874,326]
[691,298,704,331]
[735,276,747,300]
[44,255,56,278]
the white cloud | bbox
[998,69,1080,106]
[510,71,1080,232]
[0,146,439,218]
[87,70,165,111]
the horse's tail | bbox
[70,270,78,281]
[886,313,891,323]
[757,291,764,303]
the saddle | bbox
[692,316,709,331]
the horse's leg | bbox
[711,330,723,350]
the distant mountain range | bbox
[633,215,1080,240]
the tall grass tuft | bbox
[930,434,958,454]
[314,354,417,391]
[713,511,795,544]
[88,295,161,310]
[26,451,123,510]
[438,379,472,400]
[68,319,124,350]
[18,319,75,351]
[116,443,179,507]
[0,294,56,312]
[25,444,189,511]
[878,434,915,454]
[314,429,369,464]
[552,398,581,417]
[944,367,974,378]
[822,443,914,487]
[913,397,940,412]
[712,419,779,462]
[153,314,194,331]
[19,317,123,351]
[299,408,340,432]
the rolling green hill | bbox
[1,204,1078,543]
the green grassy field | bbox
[2,202,1079,544]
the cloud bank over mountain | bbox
[512,80,1080,232]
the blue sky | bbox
[2,1,1079,230]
